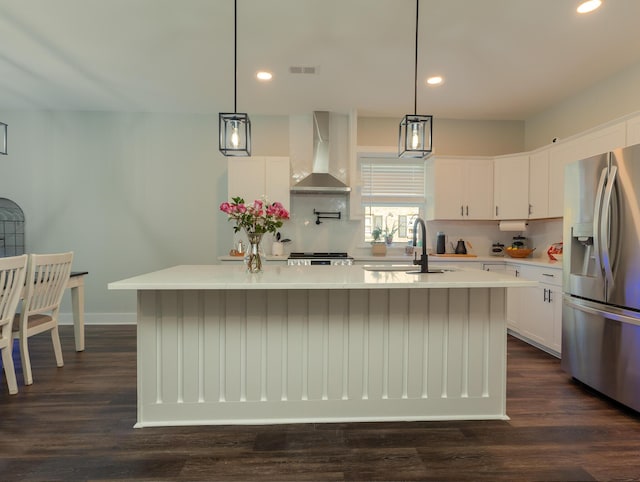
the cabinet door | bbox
[493,155,529,220]
[431,159,466,219]
[228,157,266,203]
[426,157,492,220]
[626,113,640,146]
[548,285,562,354]
[519,286,554,347]
[264,157,291,210]
[465,159,494,219]
[528,149,549,219]
[574,122,626,160]
[228,157,290,210]
[548,140,579,218]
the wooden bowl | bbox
[505,248,535,258]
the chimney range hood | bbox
[290,111,351,194]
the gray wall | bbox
[525,61,640,150]
[358,117,525,156]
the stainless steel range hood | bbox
[290,111,351,194]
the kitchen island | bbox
[109,264,535,427]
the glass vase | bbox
[245,232,263,273]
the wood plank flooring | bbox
[1,325,640,481]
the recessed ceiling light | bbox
[577,0,602,14]
[426,76,443,86]
[256,71,273,81]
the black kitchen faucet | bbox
[412,217,429,273]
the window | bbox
[360,157,425,244]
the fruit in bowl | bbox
[505,247,535,258]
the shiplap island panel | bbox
[109,265,535,427]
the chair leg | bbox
[51,327,64,368]
[1,346,18,395]
[19,336,33,386]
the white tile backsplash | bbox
[274,195,564,260]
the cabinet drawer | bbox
[518,265,562,286]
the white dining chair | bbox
[13,252,73,386]
[0,254,28,395]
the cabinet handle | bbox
[466,205,469,216]
[542,273,555,278]
[495,206,499,216]
[543,288,548,302]
[528,203,533,216]
[460,205,464,217]
[548,290,553,303]
[515,270,519,278]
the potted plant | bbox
[371,227,387,256]
[384,222,398,246]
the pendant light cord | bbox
[413,0,419,116]
[234,0,237,114]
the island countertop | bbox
[108,264,537,291]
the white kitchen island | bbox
[109,264,535,427]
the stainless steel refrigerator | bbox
[563,144,640,412]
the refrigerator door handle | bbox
[592,166,608,277]
[600,165,617,291]
[564,295,640,326]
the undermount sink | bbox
[362,265,452,274]
[361,265,413,272]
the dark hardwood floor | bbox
[1,325,640,481]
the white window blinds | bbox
[360,158,425,204]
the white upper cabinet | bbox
[493,154,529,220]
[548,139,579,218]
[626,112,640,146]
[574,121,626,160]
[425,157,493,220]
[546,121,626,218]
[227,157,291,210]
[528,149,550,219]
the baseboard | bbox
[58,312,137,325]
[507,328,560,359]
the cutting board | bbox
[430,254,477,257]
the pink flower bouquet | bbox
[220,196,290,235]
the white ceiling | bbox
[1,0,639,120]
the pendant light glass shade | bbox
[399,114,432,158]
[0,122,6,155]
[219,0,251,157]
[398,0,433,158]
[219,113,251,156]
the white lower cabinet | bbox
[508,264,562,357]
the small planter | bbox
[371,243,387,256]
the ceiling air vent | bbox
[289,66,316,74]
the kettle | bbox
[454,239,467,255]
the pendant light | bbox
[398,0,432,158]
[219,0,251,157]
[0,122,6,155]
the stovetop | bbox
[288,252,350,259]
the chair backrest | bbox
[0,254,28,339]
[22,252,73,318]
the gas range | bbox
[287,252,354,266]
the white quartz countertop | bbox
[218,254,563,269]
[109,264,538,291]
